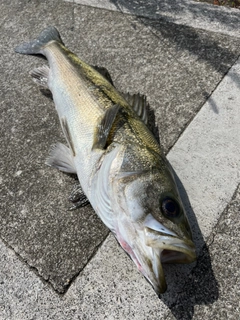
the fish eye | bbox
[161,197,180,218]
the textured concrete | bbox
[165,185,240,320]
[0,0,240,318]
[0,182,239,320]
[2,0,239,294]
[168,56,240,241]
[1,185,238,320]
[162,55,240,305]
[65,0,240,37]
[0,235,168,320]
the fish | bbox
[15,26,196,295]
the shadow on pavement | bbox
[159,170,219,319]
[105,1,224,315]
[109,0,240,86]
[163,245,218,320]
[110,0,240,29]
[136,94,219,317]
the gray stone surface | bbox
[0,188,238,319]
[0,235,169,320]
[66,0,240,37]
[168,56,240,242]
[1,0,240,294]
[0,0,240,318]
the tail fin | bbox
[15,26,63,55]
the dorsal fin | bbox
[91,65,114,86]
[122,93,148,125]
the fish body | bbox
[15,27,196,294]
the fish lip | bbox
[150,248,167,294]
[144,227,197,263]
[148,238,196,295]
[160,239,196,263]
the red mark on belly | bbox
[117,234,142,271]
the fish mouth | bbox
[141,227,196,294]
[117,215,196,295]
[144,227,196,263]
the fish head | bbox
[114,166,196,295]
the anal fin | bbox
[30,65,49,88]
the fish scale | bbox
[46,42,103,125]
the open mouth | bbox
[143,245,196,295]
[140,226,196,294]
[144,226,196,262]
[118,217,197,295]
[161,249,195,263]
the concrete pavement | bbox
[0,0,240,319]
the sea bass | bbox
[15,27,196,294]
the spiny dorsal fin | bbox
[45,142,76,173]
[92,65,114,86]
[122,92,148,125]
[93,104,120,150]
[30,65,49,88]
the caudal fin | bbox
[15,26,63,55]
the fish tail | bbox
[15,26,63,55]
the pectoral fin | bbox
[61,117,76,156]
[93,104,120,150]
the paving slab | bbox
[0,67,239,316]
[163,55,240,313]
[1,0,239,294]
[65,0,240,37]
[2,177,238,320]
[0,0,240,318]
[168,56,240,241]
[0,184,239,319]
